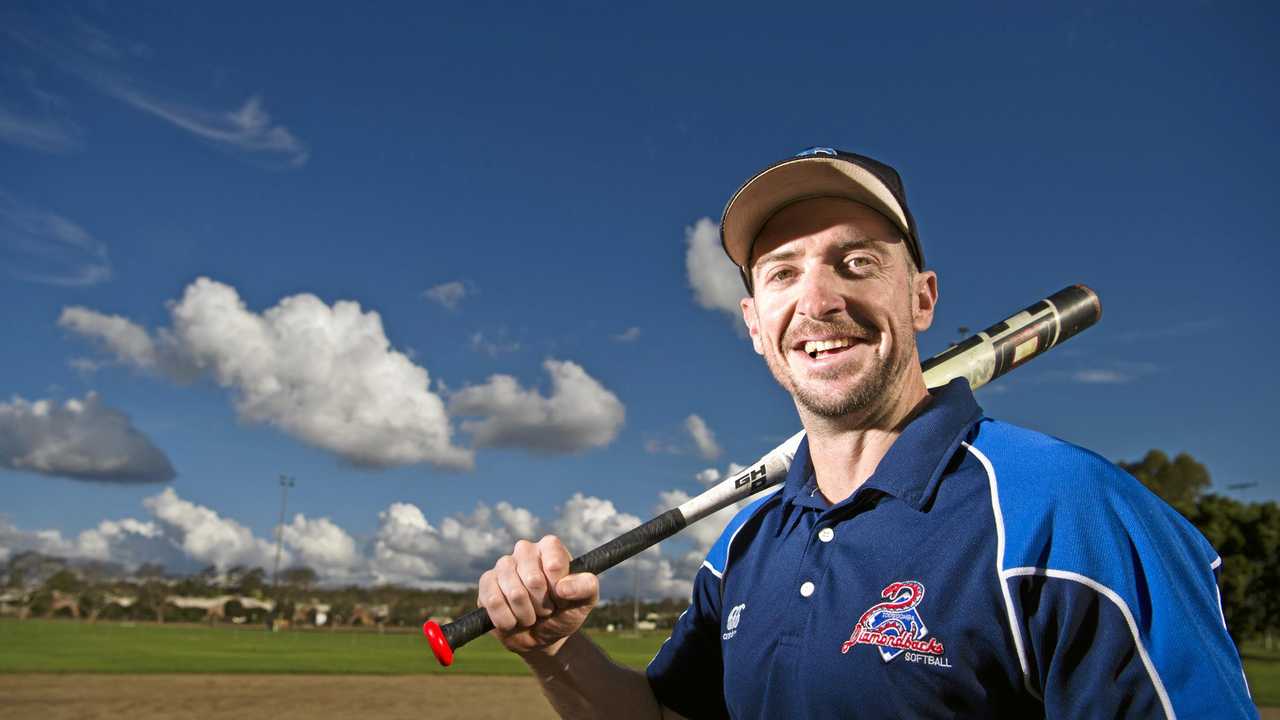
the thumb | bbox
[554,572,599,603]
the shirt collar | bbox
[782,377,984,512]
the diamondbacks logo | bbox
[722,603,745,641]
[842,580,946,663]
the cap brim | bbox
[721,156,911,270]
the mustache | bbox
[784,318,877,347]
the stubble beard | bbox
[764,324,917,421]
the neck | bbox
[797,366,932,506]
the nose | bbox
[795,265,844,319]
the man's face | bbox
[740,197,938,420]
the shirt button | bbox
[800,581,815,597]
[817,527,835,543]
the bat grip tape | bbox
[438,509,688,653]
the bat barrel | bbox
[424,509,689,666]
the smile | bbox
[802,337,857,359]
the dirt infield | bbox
[0,674,558,720]
[2,674,1275,718]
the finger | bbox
[538,534,572,589]
[478,569,518,633]
[494,555,538,628]
[555,572,599,605]
[512,540,554,618]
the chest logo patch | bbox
[842,580,946,663]
[722,603,745,640]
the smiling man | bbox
[477,149,1257,719]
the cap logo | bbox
[795,146,837,158]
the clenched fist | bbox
[477,535,599,655]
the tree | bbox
[1118,450,1211,511]
[282,566,318,590]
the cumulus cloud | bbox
[423,281,467,310]
[144,488,284,571]
[685,217,746,324]
[0,192,111,286]
[62,278,473,470]
[0,392,175,483]
[684,414,722,460]
[369,500,542,588]
[449,359,625,454]
[282,515,360,579]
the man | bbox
[476,148,1256,718]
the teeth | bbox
[804,338,855,356]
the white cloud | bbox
[62,278,473,470]
[612,327,641,343]
[0,392,175,483]
[370,500,542,588]
[0,108,81,154]
[144,488,284,571]
[423,281,467,310]
[685,216,746,324]
[282,515,360,578]
[449,359,625,454]
[0,192,111,286]
[1072,369,1129,384]
[105,89,309,167]
[684,414,722,460]
[469,330,521,357]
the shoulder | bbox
[965,419,1217,575]
[702,491,779,579]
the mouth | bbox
[797,337,862,361]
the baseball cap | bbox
[720,147,923,293]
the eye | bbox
[766,266,796,284]
[848,255,877,270]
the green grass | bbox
[0,619,662,676]
[1244,642,1280,708]
[2,619,1276,708]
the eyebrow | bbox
[753,237,884,268]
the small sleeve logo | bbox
[722,603,746,640]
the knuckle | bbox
[513,539,534,553]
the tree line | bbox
[3,449,1276,645]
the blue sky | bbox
[2,2,1277,596]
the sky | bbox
[2,2,1277,598]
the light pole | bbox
[269,474,295,630]
[272,475,295,589]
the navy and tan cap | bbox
[720,147,924,292]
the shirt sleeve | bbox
[1003,471,1256,717]
[646,563,729,720]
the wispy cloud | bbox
[102,89,309,167]
[423,280,467,310]
[612,326,641,343]
[469,329,520,357]
[0,192,111,286]
[1068,361,1158,385]
[1115,318,1219,343]
[0,107,82,153]
[8,17,308,167]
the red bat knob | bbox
[422,620,454,666]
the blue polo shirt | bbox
[646,379,1255,719]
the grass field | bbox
[0,619,661,676]
[2,620,1277,708]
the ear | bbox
[911,270,938,332]
[740,296,765,355]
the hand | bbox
[477,535,599,656]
